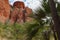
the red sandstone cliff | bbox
[25,7,32,22]
[10,1,32,23]
[0,0,32,24]
[0,0,10,23]
[13,1,25,9]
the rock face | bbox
[10,1,32,23]
[25,7,32,22]
[13,1,25,8]
[0,0,10,23]
[0,0,32,24]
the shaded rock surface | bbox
[10,1,32,24]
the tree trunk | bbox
[52,25,57,40]
[53,30,57,40]
[48,0,60,40]
[43,31,50,40]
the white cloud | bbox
[24,0,41,10]
[58,0,60,1]
[9,0,60,10]
[9,0,41,10]
[9,0,23,5]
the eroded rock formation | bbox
[0,0,10,23]
[25,7,32,22]
[10,1,32,23]
[13,1,25,8]
[0,0,32,24]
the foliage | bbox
[0,19,52,40]
[0,0,60,40]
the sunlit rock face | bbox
[25,7,32,17]
[13,1,25,9]
[0,0,32,24]
[0,0,10,23]
[10,1,25,23]
[9,8,19,24]
[25,7,32,22]
[10,1,32,24]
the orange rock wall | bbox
[13,1,25,8]
[0,0,10,23]
[10,1,32,23]
[0,0,32,24]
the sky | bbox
[9,0,60,10]
[9,0,41,10]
